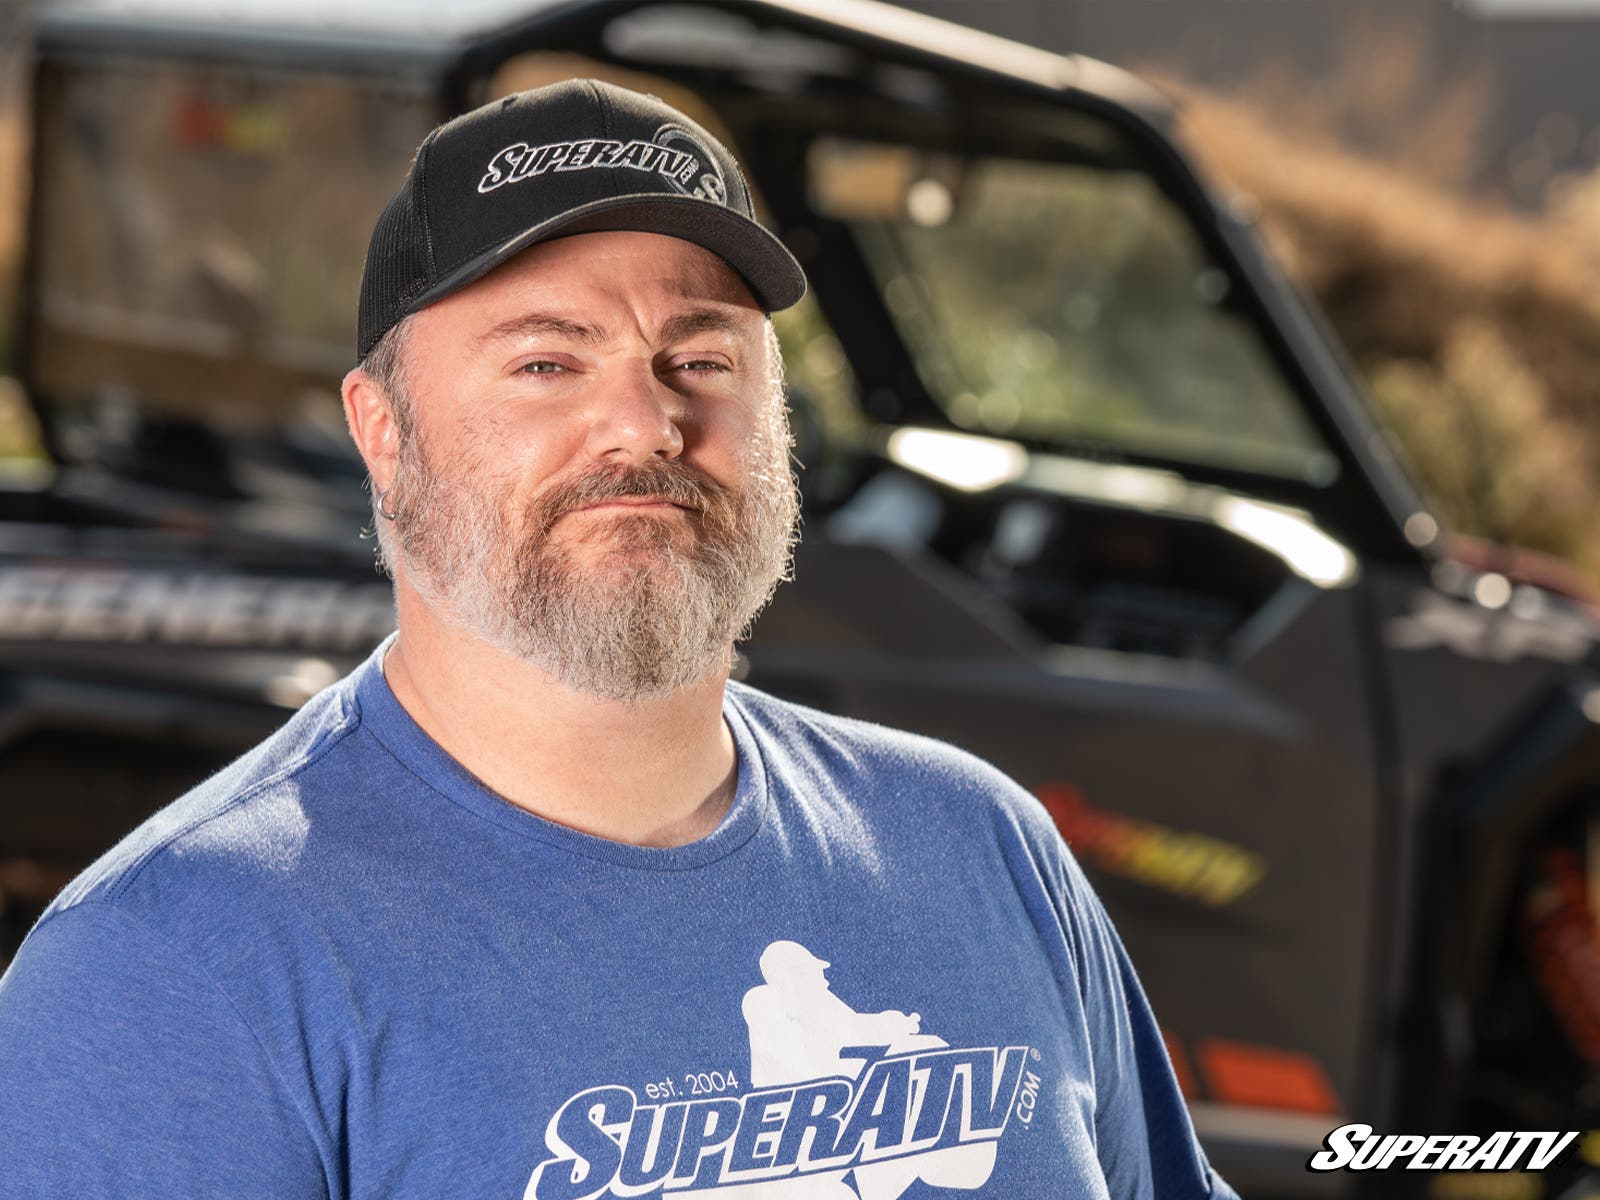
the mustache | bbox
[530,458,731,534]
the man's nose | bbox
[584,363,686,463]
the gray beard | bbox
[376,401,798,703]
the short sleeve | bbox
[1059,858,1240,1200]
[0,903,331,1198]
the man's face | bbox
[371,230,799,701]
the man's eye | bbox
[676,359,727,372]
[520,361,565,375]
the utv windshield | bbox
[28,57,436,512]
[24,48,1337,509]
[805,138,1336,485]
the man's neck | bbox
[381,586,738,849]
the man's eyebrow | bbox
[656,308,749,346]
[471,313,610,350]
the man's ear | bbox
[342,368,400,491]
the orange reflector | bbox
[1162,1027,1199,1100]
[1197,1038,1340,1114]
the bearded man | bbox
[0,80,1236,1200]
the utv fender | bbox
[1402,678,1600,1125]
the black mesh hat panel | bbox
[355,79,805,359]
[356,173,436,361]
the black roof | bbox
[34,0,1171,121]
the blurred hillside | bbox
[1166,70,1600,582]
[912,0,1600,209]
[0,18,23,360]
[0,3,27,350]
[0,44,34,464]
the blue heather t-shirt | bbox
[0,640,1236,1199]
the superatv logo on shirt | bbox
[522,941,1040,1200]
[478,123,728,205]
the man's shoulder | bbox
[48,675,366,919]
[725,680,1050,827]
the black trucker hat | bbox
[356,79,807,359]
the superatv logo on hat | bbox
[355,78,804,360]
[477,124,728,205]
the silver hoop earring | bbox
[376,486,400,522]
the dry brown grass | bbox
[1172,81,1600,357]
[0,113,18,296]
[0,77,32,462]
[0,72,23,372]
[0,71,30,464]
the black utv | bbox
[7,0,1600,1195]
